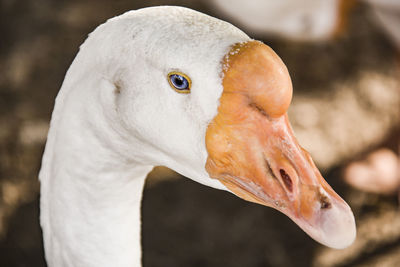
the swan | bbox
[39,6,356,267]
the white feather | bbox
[39,6,249,267]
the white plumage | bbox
[39,6,248,267]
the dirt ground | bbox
[0,1,399,266]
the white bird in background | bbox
[39,6,356,267]
[209,0,355,41]
[210,0,400,47]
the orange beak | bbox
[205,41,356,249]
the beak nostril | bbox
[279,169,293,192]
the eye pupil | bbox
[174,76,183,86]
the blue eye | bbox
[168,72,191,93]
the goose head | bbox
[87,6,355,249]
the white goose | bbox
[39,6,356,267]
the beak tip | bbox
[315,201,357,249]
[322,218,356,249]
[292,199,356,249]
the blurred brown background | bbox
[0,0,399,266]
